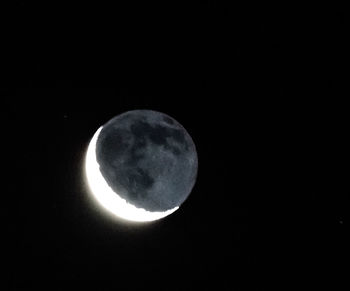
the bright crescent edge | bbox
[85,127,179,222]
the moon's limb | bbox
[85,127,179,222]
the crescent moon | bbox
[85,127,179,222]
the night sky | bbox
[2,2,347,290]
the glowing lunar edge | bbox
[85,127,179,222]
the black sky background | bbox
[1,2,347,290]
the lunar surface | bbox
[85,110,198,222]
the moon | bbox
[85,110,198,222]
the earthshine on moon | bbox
[85,110,198,222]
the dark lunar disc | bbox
[95,110,198,212]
